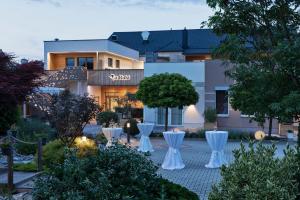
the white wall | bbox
[44,39,140,69]
[143,62,205,130]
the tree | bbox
[136,73,199,131]
[49,90,100,147]
[206,0,300,137]
[0,50,44,135]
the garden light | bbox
[127,122,131,128]
[255,130,265,140]
[82,136,87,142]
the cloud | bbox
[26,0,206,9]
[99,0,205,7]
[28,0,61,7]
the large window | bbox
[66,57,75,68]
[171,107,183,125]
[108,58,113,67]
[77,57,94,70]
[157,107,183,125]
[157,107,166,125]
[216,90,229,116]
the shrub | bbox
[33,145,199,200]
[204,107,217,123]
[49,90,100,147]
[95,133,108,145]
[123,118,140,136]
[208,142,299,200]
[14,162,37,172]
[41,139,65,169]
[159,178,199,200]
[96,111,119,128]
[0,103,21,136]
[15,118,55,155]
[74,137,97,157]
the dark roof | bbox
[108,29,224,55]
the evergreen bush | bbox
[209,142,299,200]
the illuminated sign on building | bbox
[109,74,131,81]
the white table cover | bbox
[137,123,154,152]
[102,128,122,147]
[162,131,185,170]
[205,131,228,168]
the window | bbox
[108,58,113,67]
[157,107,183,125]
[116,60,120,68]
[157,107,166,125]
[77,57,94,70]
[216,90,229,116]
[171,107,183,125]
[66,57,75,68]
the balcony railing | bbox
[43,67,87,88]
[87,69,144,86]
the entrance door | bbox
[105,93,119,111]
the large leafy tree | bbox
[206,0,300,137]
[0,50,44,135]
[136,73,199,131]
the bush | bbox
[208,142,299,200]
[41,139,65,169]
[14,162,37,172]
[49,90,100,147]
[15,118,56,155]
[159,178,199,200]
[74,137,97,157]
[123,118,140,136]
[95,133,108,145]
[204,107,217,123]
[96,111,119,128]
[33,145,199,200]
[0,104,21,136]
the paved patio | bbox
[149,138,294,200]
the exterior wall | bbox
[48,52,143,70]
[49,53,96,70]
[205,60,279,133]
[44,39,140,69]
[87,69,144,86]
[143,62,205,130]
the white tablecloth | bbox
[205,131,228,168]
[137,123,154,152]
[162,131,185,170]
[102,128,122,147]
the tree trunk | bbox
[268,117,273,137]
[164,107,168,131]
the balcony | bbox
[87,69,144,86]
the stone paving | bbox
[149,138,295,200]
[0,136,294,200]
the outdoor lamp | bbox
[255,130,265,140]
[82,136,87,142]
[127,122,131,128]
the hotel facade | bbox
[41,28,281,133]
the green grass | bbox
[13,162,37,172]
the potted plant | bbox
[96,111,119,128]
[0,142,11,156]
[287,130,294,140]
[204,107,217,130]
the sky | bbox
[0,0,213,61]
